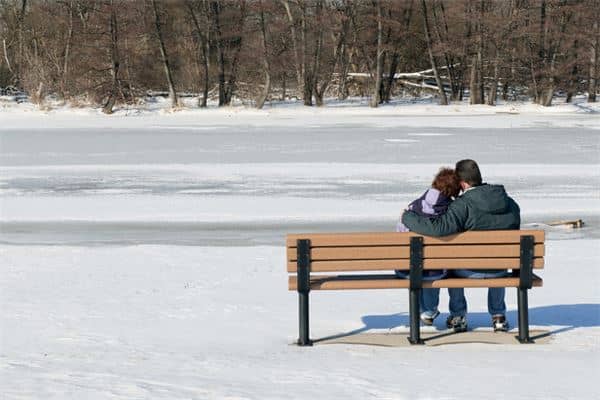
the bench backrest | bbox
[286,230,545,273]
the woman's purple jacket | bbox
[396,188,452,232]
[395,188,452,278]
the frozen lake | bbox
[1,116,599,245]
[2,124,599,165]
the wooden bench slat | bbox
[288,275,543,291]
[286,257,544,272]
[287,244,545,261]
[286,230,545,247]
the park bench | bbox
[286,230,545,346]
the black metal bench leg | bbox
[298,291,312,346]
[408,288,424,344]
[407,236,424,345]
[516,235,534,344]
[517,288,534,343]
[296,239,313,346]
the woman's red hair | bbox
[432,168,460,198]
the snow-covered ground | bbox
[1,100,599,399]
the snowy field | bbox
[1,99,600,399]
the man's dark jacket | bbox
[401,183,520,274]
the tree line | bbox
[0,0,598,113]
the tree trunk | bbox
[186,0,210,107]
[61,0,74,99]
[538,4,569,107]
[202,0,210,107]
[15,0,27,86]
[469,55,479,104]
[301,2,312,105]
[477,28,484,103]
[421,0,447,105]
[486,55,499,105]
[103,1,120,114]
[151,0,178,108]
[370,0,384,107]
[211,0,226,106]
[566,39,579,103]
[281,72,286,100]
[589,17,598,102]
[431,0,458,100]
[223,1,246,105]
[459,0,472,102]
[281,0,303,95]
[382,52,399,102]
[256,1,271,109]
[533,0,547,104]
[316,2,348,106]
[337,42,350,100]
[2,39,14,76]
[312,0,324,106]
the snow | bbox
[1,95,600,131]
[2,241,599,399]
[1,100,599,398]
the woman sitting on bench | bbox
[394,167,461,325]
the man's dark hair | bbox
[455,159,482,186]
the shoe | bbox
[446,315,468,332]
[492,315,509,332]
[420,310,440,326]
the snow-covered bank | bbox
[1,240,598,399]
[2,96,600,130]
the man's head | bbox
[455,159,482,190]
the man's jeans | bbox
[395,270,449,317]
[421,269,509,317]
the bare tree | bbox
[211,0,246,106]
[314,0,349,106]
[186,0,210,107]
[280,0,303,95]
[102,0,120,114]
[256,0,271,109]
[0,0,592,108]
[421,0,447,105]
[589,2,599,102]
[382,1,413,103]
[15,0,27,86]
[429,0,460,100]
[150,0,178,108]
[369,0,383,107]
[61,0,75,98]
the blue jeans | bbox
[421,287,467,317]
[394,270,447,280]
[395,270,448,317]
[421,269,509,317]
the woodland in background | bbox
[0,0,598,113]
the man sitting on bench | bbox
[401,159,521,332]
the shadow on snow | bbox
[314,303,600,344]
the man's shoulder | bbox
[450,195,469,208]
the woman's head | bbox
[432,168,461,198]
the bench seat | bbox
[289,274,543,291]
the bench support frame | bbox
[292,234,540,346]
[517,235,535,344]
[408,236,425,345]
[297,239,313,346]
